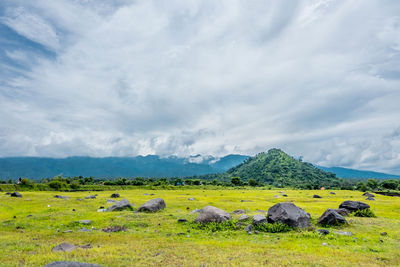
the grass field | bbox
[0,189,399,266]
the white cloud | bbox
[0,0,400,173]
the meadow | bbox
[0,189,399,266]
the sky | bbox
[0,0,400,174]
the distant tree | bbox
[192,180,201,185]
[380,180,398,190]
[356,182,368,192]
[48,180,66,190]
[231,177,241,186]
[367,179,378,190]
[19,178,34,188]
[248,179,258,186]
[70,181,80,190]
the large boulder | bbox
[106,199,133,211]
[252,214,267,225]
[138,198,166,212]
[339,201,370,212]
[318,209,347,226]
[10,192,22,198]
[332,208,350,217]
[44,261,103,267]
[267,202,311,228]
[194,206,231,223]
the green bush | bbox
[254,222,292,233]
[352,209,376,218]
[190,220,239,232]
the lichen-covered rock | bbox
[194,206,231,223]
[267,202,311,228]
[138,198,166,212]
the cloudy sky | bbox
[1,0,400,173]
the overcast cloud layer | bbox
[1,0,400,173]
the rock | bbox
[233,209,246,214]
[240,200,253,202]
[380,232,387,236]
[281,194,288,197]
[332,208,350,217]
[85,195,96,199]
[78,228,92,232]
[194,206,232,223]
[52,243,78,252]
[322,243,328,246]
[62,230,73,233]
[27,215,33,217]
[362,192,375,198]
[138,198,166,212]
[101,226,127,232]
[239,215,250,221]
[99,206,105,209]
[107,199,116,204]
[318,229,330,235]
[329,192,336,195]
[190,209,201,213]
[10,192,22,198]
[5,192,12,195]
[255,210,268,213]
[274,195,279,198]
[253,214,267,225]
[144,193,148,196]
[110,193,120,198]
[80,244,92,249]
[78,220,92,225]
[334,231,353,236]
[245,224,253,234]
[339,201,370,212]
[44,261,102,267]
[106,199,133,212]
[267,202,311,228]
[366,197,375,201]
[188,197,195,201]
[177,219,187,223]
[313,195,322,199]
[318,209,347,226]
[54,195,70,199]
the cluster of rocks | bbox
[105,198,166,213]
[363,192,375,201]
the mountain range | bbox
[0,150,399,180]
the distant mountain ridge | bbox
[0,154,249,180]
[317,166,400,179]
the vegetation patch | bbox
[190,220,239,232]
[254,222,293,233]
[352,209,376,218]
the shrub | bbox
[352,209,376,218]
[254,222,292,233]
[48,180,66,190]
[190,220,239,232]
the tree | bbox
[231,177,241,186]
[380,180,397,190]
[20,178,34,188]
[248,179,258,186]
[367,179,378,190]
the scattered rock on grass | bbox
[318,229,330,235]
[253,214,267,225]
[239,215,250,221]
[101,226,127,233]
[138,198,166,212]
[54,195,70,199]
[281,194,288,197]
[194,206,231,223]
[245,224,253,234]
[44,261,102,267]
[85,195,97,199]
[78,220,92,225]
[380,232,387,236]
[106,199,133,212]
[329,192,336,195]
[177,219,187,223]
[10,192,22,198]
[334,231,353,236]
[366,197,375,201]
[318,209,347,226]
[362,192,375,198]
[188,197,195,201]
[313,195,322,199]
[78,228,92,232]
[110,193,120,198]
[233,209,246,214]
[339,201,370,212]
[267,202,311,228]
[332,208,350,217]
[52,243,78,252]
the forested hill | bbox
[225,148,340,188]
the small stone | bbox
[80,244,92,249]
[322,242,327,246]
[62,230,73,233]
[78,228,92,232]
[177,219,187,223]
[282,194,288,197]
[111,193,120,198]
[335,231,353,236]
[52,243,78,252]
[245,224,253,234]
[330,192,336,195]
[54,195,70,199]
[380,232,387,236]
[10,192,22,198]
[233,209,246,214]
[43,261,103,267]
[318,229,330,235]
[188,197,195,201]
[191,209,201,213]
[366,197,375,201]
[313,195,322,198]
[253,214,267,225]
[27,215,33,217]
[78,220,92,225]
[85,195,96,199]
[239,215,250,221]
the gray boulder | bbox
[318,209,347,226]
[362,192,375,198]
[54,195,70,199]
[105,199,133,211]
[267,202,311,228]
[44,261,102,267]
[239,215,250,221]
[52,243,78,252]
[194,206,231,223]
[332,208,350,217]
[138,198,166,212]
[10,192,22,198]
[339,201,370,212]
[253,214,267,225]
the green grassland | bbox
[0,189,399,266]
